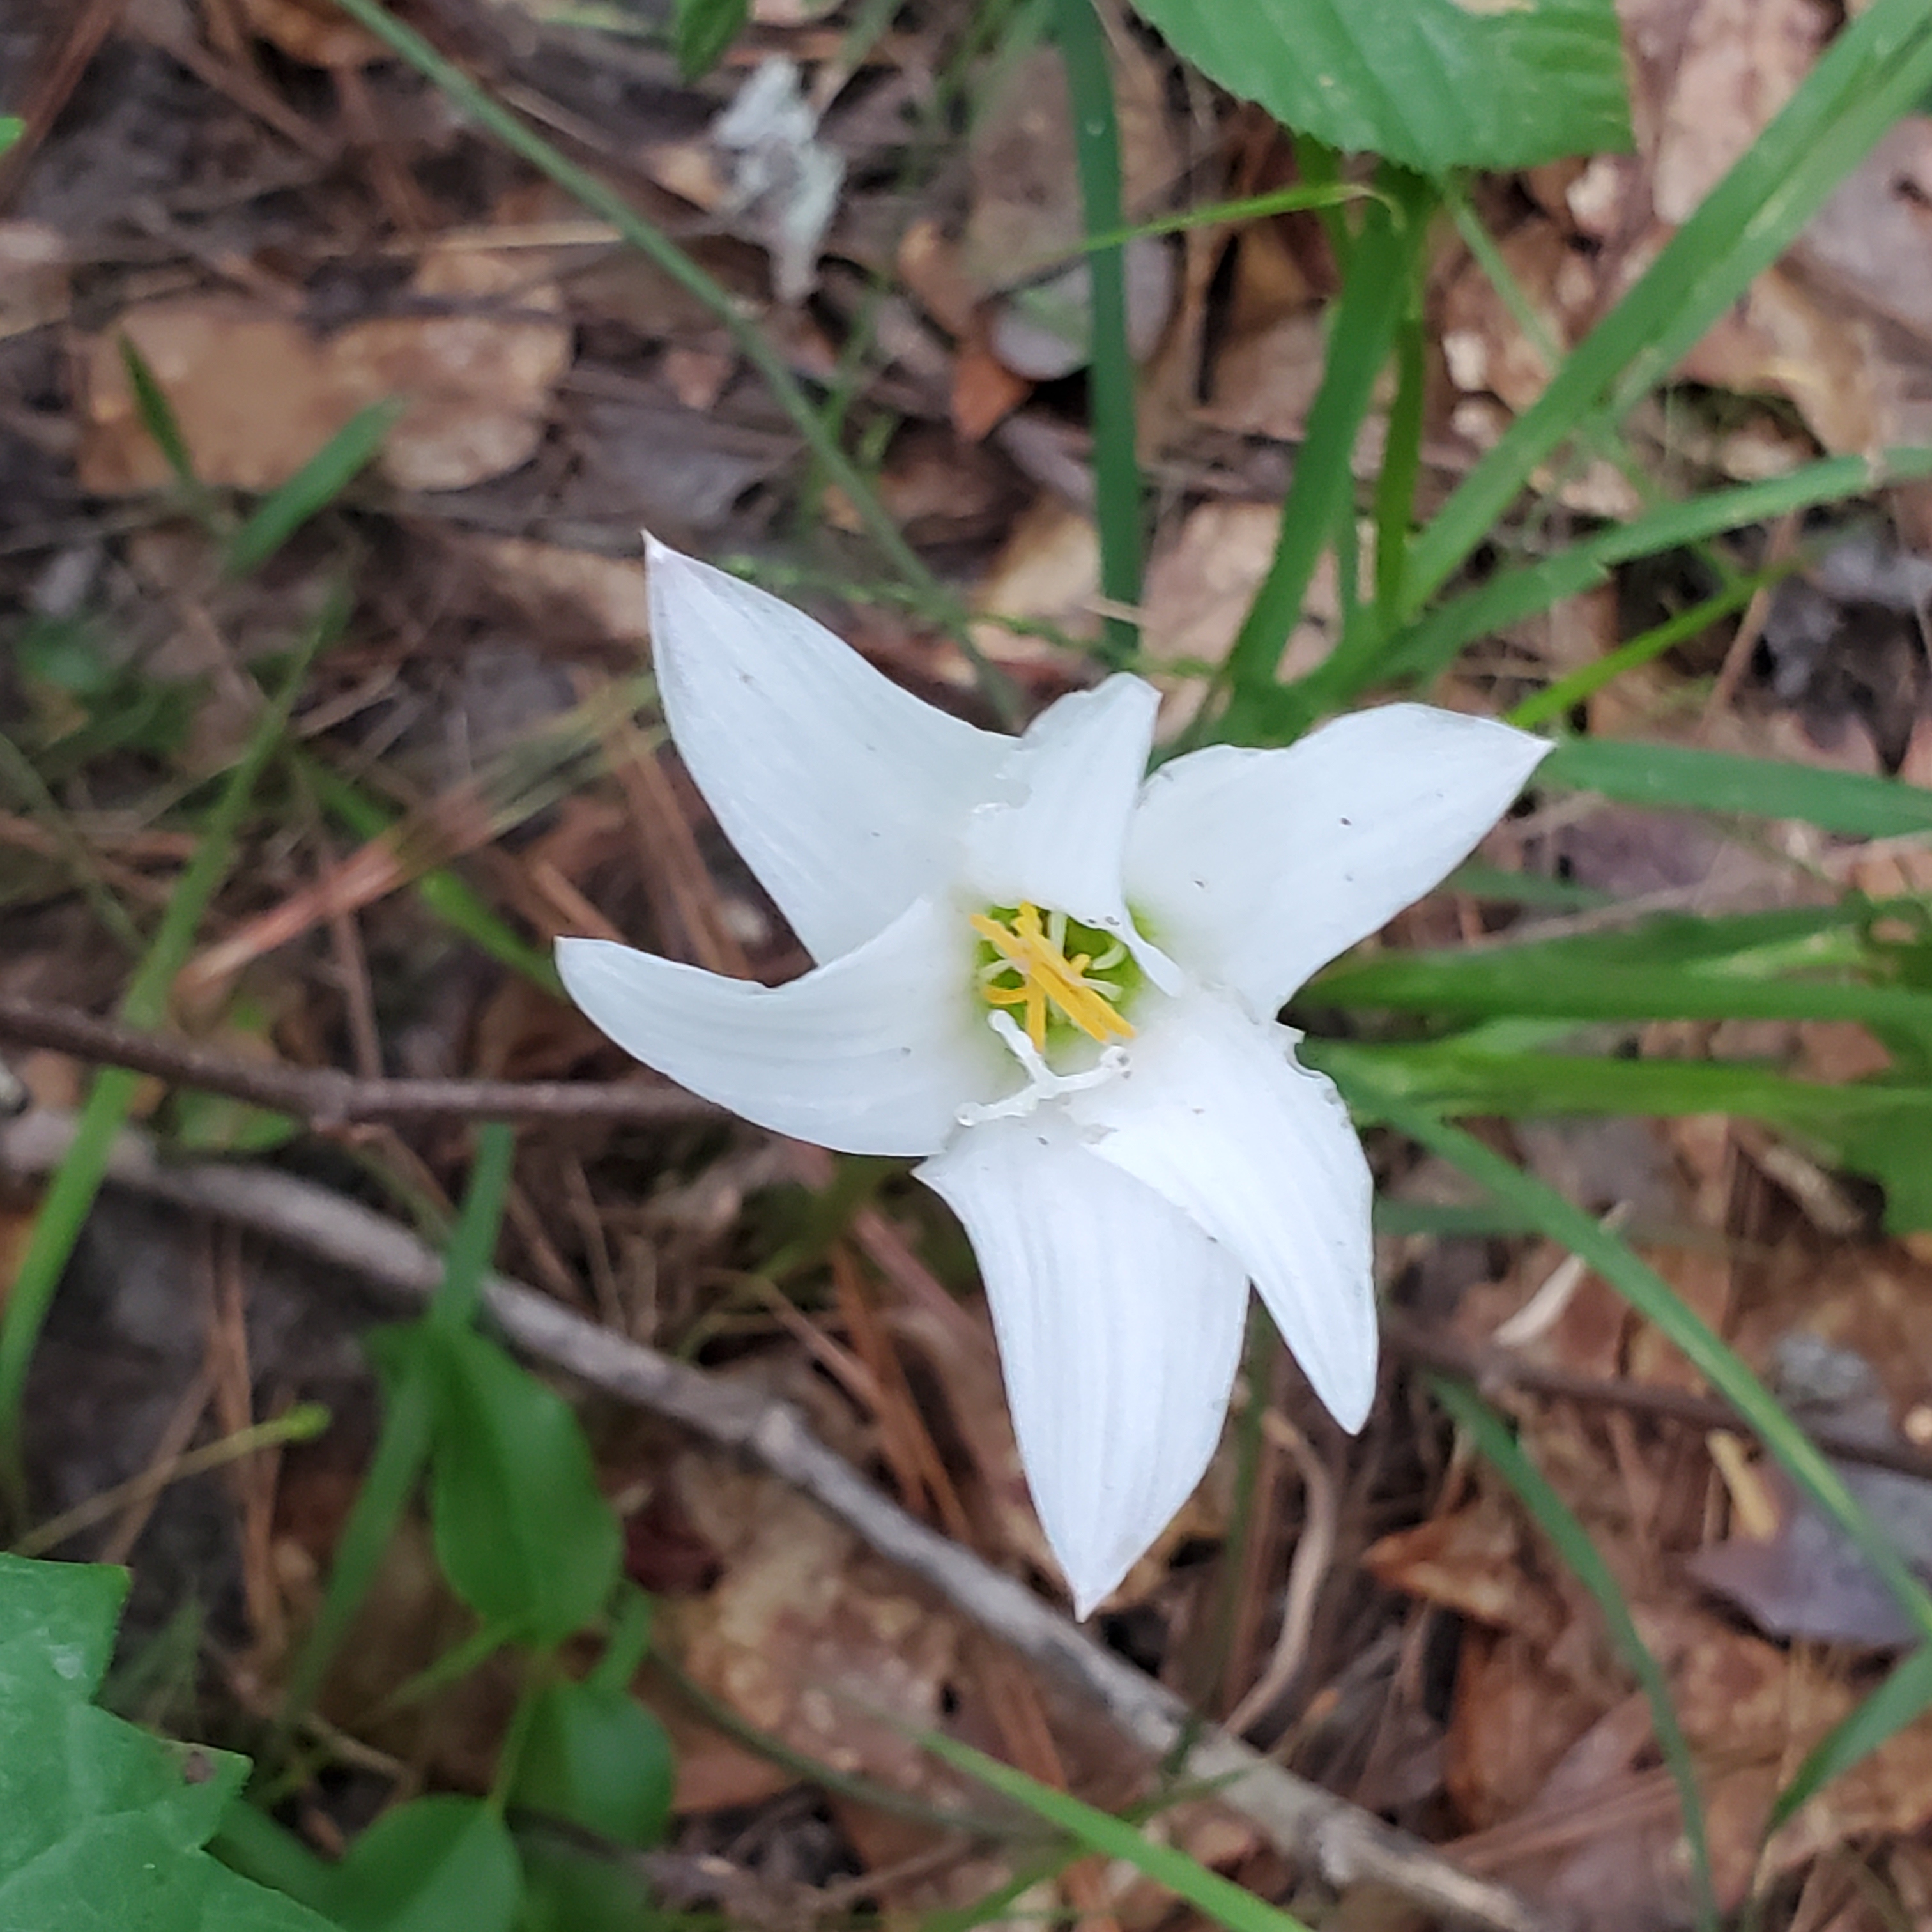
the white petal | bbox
[960,675,1177,987]
[1127,705,1551,1017]
[919,1113,1248,1615]
[1071,997,1377,1430]
[648,539,1011,963]
[557,899,998,1156]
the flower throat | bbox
[970,903,1138,1052]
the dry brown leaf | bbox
[78,242,571,496]
[236,0,383,66]
[663,1452,967,1803]
[473,537,651,643]
[1678,266,1880,454]
[1652,0,1830,224]
[1138,500,1340,737]
[969,496,1100,671]
[962,43,1176,296]
[950,338,1032,442]
[0,222,67,340]
[1200,308,1328,441]
[1800,119,1932,341]
[1443,1630,1608,1831]
[1440,219,1597,413]
[1363,1496,1562,1637]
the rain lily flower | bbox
[559,542,1551,1614]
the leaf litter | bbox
[10,0,1932,1927]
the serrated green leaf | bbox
[325,1797,519,1932]
[674,0,749,79]
[418,1328,621,1642]
[1124,0,1629,175]
[0,1553,337,1931]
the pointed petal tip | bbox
[1314,1351,1377,1436]
[1069,1581,1107,1622]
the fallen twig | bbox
[0,1108,1547,1932]
[0,995,723,1128]
[1385,1310,1932,1484]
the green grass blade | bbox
[1540,735,1932,838]
[1505,562,1795,731]
[223,400,402,579]
[1404,0,1932,617]
[1312,948,1932,1036]
[916,1730,1312,1932]
[1072,181,1377,254]
[425,1123,517,1334]
[1217,170,1435,740]
[1056,0,1141,668]
[1370,1103,1932,1644]
[117,335,202,494]
[0,584,350,1507]
[1379,448,1932,693]
[296,754,564,995]
[1432,1376,1716,1932]
[1314,1038,1932,1153]
[1767,1643,1932,1837]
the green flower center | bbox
[969,902,1142,1054]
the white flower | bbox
[558,541,1551,1614]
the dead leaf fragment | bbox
[330,244,571,490]
[236,0,383,66]
[78,243,571,496]
[0,222,68,339]
[1652,0,1831,224]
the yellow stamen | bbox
[970,903,1137,1052]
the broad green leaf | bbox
[508,1680,673,1848]
[0,1553,335,1930]
[673,0,748,78]
[325,1797,519,1932]
[513,1837,650,1932]
[420,1327,622,1643]
[1124,0,1629,175]
[0,117,23,154]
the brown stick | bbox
[1384,1310,1932,1485]
[0,995,723,1128]
[0,1108,1549,1932]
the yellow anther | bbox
[970,902,1137,1052]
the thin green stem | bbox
[0,586,348,1511]
[325,0,1023,726]
[1215,167,1436,744]
[1371,308,1427,621]
[1434,1376,1717,1932]
[270,1125,516,1756]
[1056,0,1141,667]
[14,1404,329,1558]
